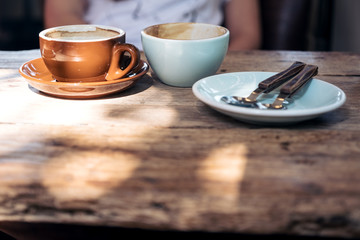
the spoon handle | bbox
[280,65,318,96]
[259,61,306,93]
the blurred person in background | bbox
[44,0,261,51]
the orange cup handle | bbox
[105,43,140,81]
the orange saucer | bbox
[19,58,149,99]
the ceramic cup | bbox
[39,24,140,82]
[141,22,229,87]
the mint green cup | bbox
[141,23,229,87]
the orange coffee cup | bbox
[39,24,140,82]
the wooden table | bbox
[0,49,359,240]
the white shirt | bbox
[85,0,227,49]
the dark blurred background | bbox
[0,0,43,50]
[0,0,359,52]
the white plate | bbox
[192,72,346,125]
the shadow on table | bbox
[0,222,354,240]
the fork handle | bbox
[280,65,318,96]
[259,61,306,93]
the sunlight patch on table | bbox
[105,106,177,128]
[41,151,140,201]
[31,101,103,125]
[196,143,248,212]
[0,88,32,121]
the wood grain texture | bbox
[0,50,360,239]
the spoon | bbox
[222,61,306,106]
[221,64,319,110]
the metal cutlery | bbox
[264,64,318,109]
[221,64,318,110]
[221,61,306,106]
